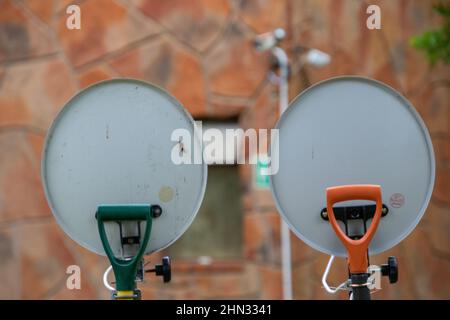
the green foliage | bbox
[410,2,450,66]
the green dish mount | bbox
[96,204,171,300]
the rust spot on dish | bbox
[159,186,174,203]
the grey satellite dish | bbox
[42,79,207,257]
[270,76,435,258]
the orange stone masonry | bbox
[0,0,448,299]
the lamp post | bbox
[254,28,330,300]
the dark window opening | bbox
[169,165,243,260]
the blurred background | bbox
[0,0,449,299]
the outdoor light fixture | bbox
[304,48,331,67]
[253,28,286,52]
[253,28,332,301]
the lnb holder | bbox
[96,204,167,300]
[324,185,400,300]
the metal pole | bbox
[271,47,293,300]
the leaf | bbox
[410,2,450,66]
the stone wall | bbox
[0,0,448,299]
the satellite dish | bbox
[42,79,207,257]
[270,76,435,257]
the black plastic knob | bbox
[153,256,171,283]
[381,256,398,284]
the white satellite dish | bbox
[270,76,435,258]
[42,79,207,257]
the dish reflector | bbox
[270,76,435,257]
[42,79,207,256]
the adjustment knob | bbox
[381,256,398,284]
[150,256,171,283]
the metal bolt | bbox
[321,209,328,219]
[151,205,162,218]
